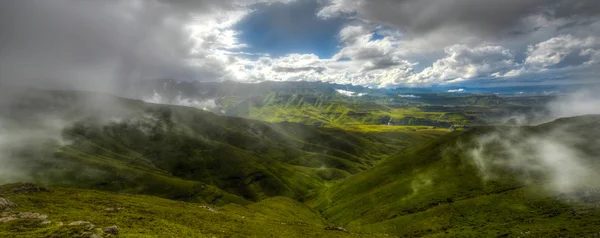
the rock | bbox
[0,217,18,223]
[104,207,125,212]
[69,221,92,226]
[102,225,119,235]
[0,212,49,224]
[325,226,348,232]
[16,212,48,220]
[199,205,218,212]
[90,234,104,238]
[0,197,15,211]
[69,221,96,230]
[11,183,48,194]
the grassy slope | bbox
[4,90,446,205]
[310,116,600,237]
[6,90,591,237]
[0,183,387,237]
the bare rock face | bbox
[0,197,15,211]
[102,225,119,235]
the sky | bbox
[0,0,599,90]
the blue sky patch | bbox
[234,0,346,58]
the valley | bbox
[1,82,599,237]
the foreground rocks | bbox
[0,211,50,224]
[102,225,119,235]
[11,183,48,194]
[0,197,15,211]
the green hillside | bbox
[2,89,598,237]
[310,115,600,237]
[2,90,445,203]
[0,183,386,237]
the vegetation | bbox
[2,87,597,237]
[309,115,600,237]
[0,183,386,237]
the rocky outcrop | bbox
[0,197,15,211]
[0,211,49,224]
[11,183,48,194]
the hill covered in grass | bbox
[2,88,598,237]
[309,115,600,237]
[0,90,445,204]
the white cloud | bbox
[310,0,600,87]
[503,35,600,78]
[447,88,465,93]
[335,89,366,97]
[524,35,600,69]
[411,45,517,84]
[144,90,218,111]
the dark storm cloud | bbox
[321,0,599,38]
[0,0,240,95]
[551,0,600,19]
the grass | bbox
[306,116,600,237]
[0,183,388,237]
[4,90,447,205]
[5,90,597,237]
[225,92,540,130]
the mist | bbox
[547,89,600,119]
[144,90,219,111]
[468,87,600,195]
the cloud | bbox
[0,0,197,94]
[468,126,597,194]
[468,88,600,195]
[333,25,415,72]
[546,88,600,119]
[144,91,219,111]
[0,0,598,90]
[398,94,420,98]
[335,89,366,97]
[524,35,600,69]
[318,0,598,39]
[447,89,465,93]
[503,35,600,78]
[412,45,517,84]
[311,0,600,87]
[0,0,295,94]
